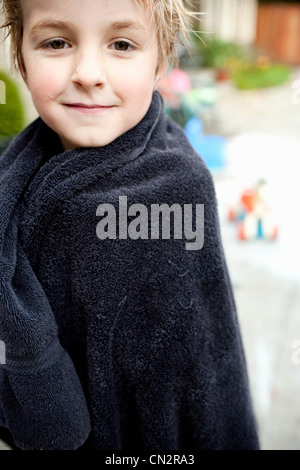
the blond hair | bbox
[140,0,197,67]
[0,0,198,72]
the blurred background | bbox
[1,0,300,451]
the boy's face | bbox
[21,0,163,150]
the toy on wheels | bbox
[228,179,278,241]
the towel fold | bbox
[0,107,93,451]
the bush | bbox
[192,36,246,70]
[232,63,291,90]
[0,69,26,149]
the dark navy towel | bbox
[0,91,259,450]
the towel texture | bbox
[0,91,259,450]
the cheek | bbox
[26,67,63,105]
[116,57,158,99]
[120,73,157,103]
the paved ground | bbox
[203,69,300,450]
[1,67,300,451]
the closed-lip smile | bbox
[63,103,116,114]
[66,103,112,108]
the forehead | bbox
[21,0,153,32]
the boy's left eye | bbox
[112,41,133,52]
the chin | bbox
[60,137,100,151]
[62,133,119,150]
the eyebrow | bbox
[110,20,146,33]
[30,19,76,37]
[30,19,146,37]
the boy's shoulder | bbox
[72,131,215,219]
[120,115,215,205]
[158,116,215,196]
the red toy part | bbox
[268,224,279,241]
[228,208,236,221]
[272,226,279,240]
[238,222,246,240]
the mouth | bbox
[63,103,116,114]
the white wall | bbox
[200,0,258,44]
[0,28,9,70]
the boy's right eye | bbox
[42,39,71,50]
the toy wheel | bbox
[262,216,279,241]
[238,214,257,240]
[271,225,278,240]
[228,209,235,221]
[238,222,246,240]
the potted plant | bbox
[192,36,246,81]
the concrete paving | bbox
[1,67,300,451]
[206,69,300,450]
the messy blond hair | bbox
[0,0,198,72]
[141,0,198,67]
[0,0,23,72]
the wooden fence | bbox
[256,3,300,65]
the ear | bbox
[154,60,168,90]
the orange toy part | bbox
[241,189,256,212]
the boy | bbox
[0,0,259,450]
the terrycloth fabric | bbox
[0,91,259,450]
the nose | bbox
[72,49,106,89]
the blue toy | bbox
[184,116,227,171]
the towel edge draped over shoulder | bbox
[0,121,92,449]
